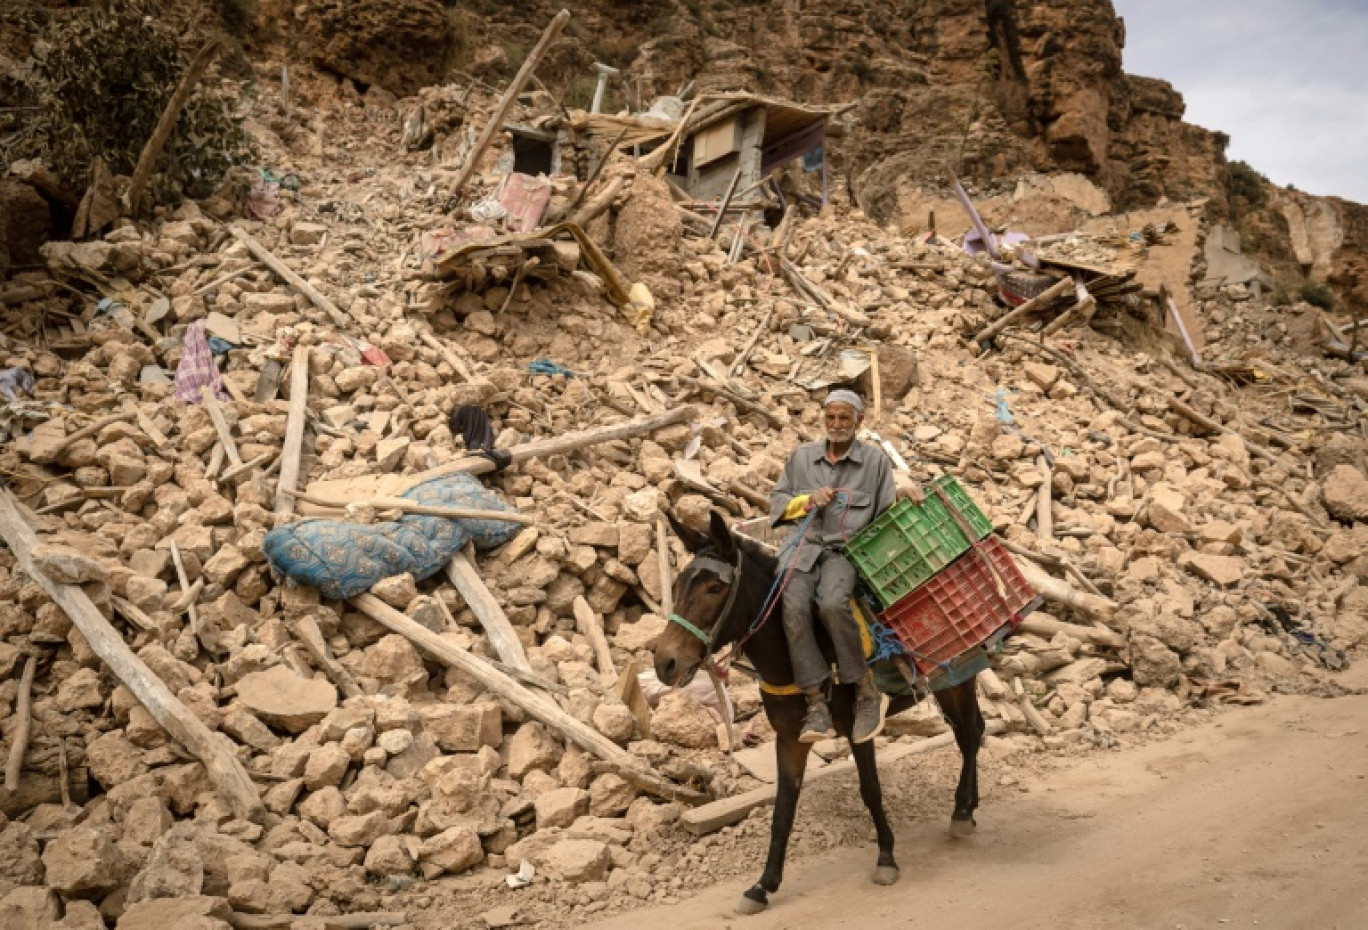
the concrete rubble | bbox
[0,52,1365,930]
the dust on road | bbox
[588,666,1368,930]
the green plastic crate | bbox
[843,476,992,607]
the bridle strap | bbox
[666,547,746,653]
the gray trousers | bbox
[781,550,867,692]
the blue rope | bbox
[528,359,576,378]
[867,620,906,664]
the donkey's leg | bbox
[737,730,811,915]
[850,737,899,885]
[934,678,985,837]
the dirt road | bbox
[589,667,1368,930]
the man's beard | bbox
[827,428,854,443]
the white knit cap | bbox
[824,389,864,413]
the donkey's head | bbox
[653,510,747,687]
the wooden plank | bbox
[445,551,531,672]
[201,385,243,466]
[228,225,352,329]
[681,721,1004,835]
[450,9,571,196]
[274,345,310,517]
[4,654,37,792]
[573,595,616,684]
[0,492,265,823]
[349,593,706,805]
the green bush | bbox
[16,0,253,202]
[1227,160,1267,207]
[1299,281,1336,310]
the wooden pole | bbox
[729,306,774,378]
[444,551,532,672]
[4,653,37,792]
[0,492,265,823]
[573,596,616,684]
[290,612,364,700]
[451,9,571,197]
[1035,454,1053,543]
[279,488,535,525]
[655,514,674,620]
[404,406,696,488]
[125,39,219,215]
[228,225,352,329]
[708,166,745,241]
[419,333,474,382]
[348,593,705,804]
[274,345,310,518]
[1016,558,1118,619]
[973,276,1072,346]
[34,410,137,464]
[201,386,242,466]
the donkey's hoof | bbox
[872,865,900,886]
[948,816,977,838]
[735,892,769,916]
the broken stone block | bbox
[1179,552,1245,588]
[328,810,389,848]
[114,895,234,929]
[1022,362,1060,392]
[30,543,106,585]
[588,772,637,817]
[1323,464,1368,523]
[375,436,410,471]
[371,573,419,609]
[1146,482,1190,533]
[41,827,122,898]
[86,729,149,788]
[364,834,418,875]
[570,523,619,548]
[534,786,590,829]
[506,722,563,779]
[126,823,204,903]
[235,664,338,734]
[303,743,351,790]
[420,702,502,751]
[0,821,44,890]
[418,825,483,876]
[289,222,328,246]
[535,838,611,883]
[650,692,717,749]
[591,700,637,744]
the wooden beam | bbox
[0,492,265,823]
[973,276,1072,347]
[34,410,136,464]
[201,385,243,466]
[445,551,531,672]
[348,593,706,805]
[228,225,352,329]
[682,721,1004,834]
[405,406,696,488]
[420,333,474,382]
[290,612,364,700]
[274,345,310,517]
[573,595,616,684]
[4,654,37,792]
[450,9,571,197]
[126,39,219,214]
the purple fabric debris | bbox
[174,319,226,403]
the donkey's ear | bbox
[666,510,710,554]
[708,510,736,559]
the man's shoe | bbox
[851,688,888,745]
[799,698,836,743]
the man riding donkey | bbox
[769,389,923,745]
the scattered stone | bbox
[236,665,338,733]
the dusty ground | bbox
[587,664,1368,930]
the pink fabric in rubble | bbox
[174,319,227,403]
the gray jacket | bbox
[769,438,896,572]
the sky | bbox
[1112,0,1368,204]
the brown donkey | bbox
[654,511,986,915]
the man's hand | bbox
[894,473,925,504]
[810,486,836,509]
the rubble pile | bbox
[0,68,1365,930]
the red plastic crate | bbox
[880,535,1039,675]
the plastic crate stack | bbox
[844,475,1040,676]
